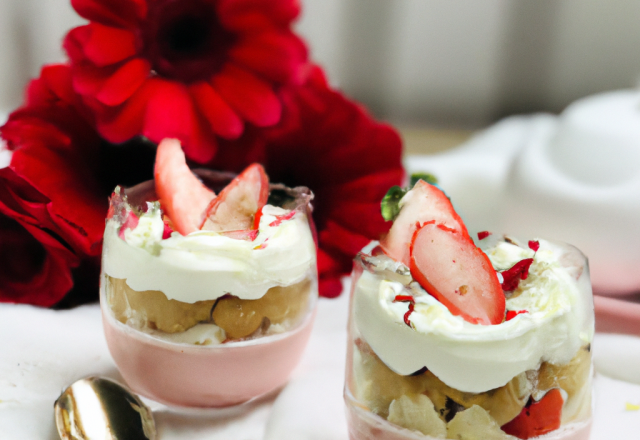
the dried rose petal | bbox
[118,211,139,240]
[404,303,415,327]
[500,258,534,291]
[162,219,173,239]
[528,240,540,252]
[392,295,415,327]
[477,231,492,240]
[269,211,296,227]
[506,310,529,321]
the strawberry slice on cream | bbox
[200,163,269,232]
[380,180,469,267]
[383,179,504,325]
[154,139,215,235]
[409,221,505,325]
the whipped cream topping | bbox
[102,203,316,303]
[353,239,594,393]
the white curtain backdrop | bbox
[1,0,640,127]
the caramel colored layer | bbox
[106,276,312,340]
[352,339,591,433]
[212,279,312,339]
[107,276,215,333]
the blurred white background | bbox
[2,0,640,128]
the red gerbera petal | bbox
[326,200,392,239]
[142,79,216,163]
[322,170,406,202]
[96,79,160,143]
[142,80,193,141]
[319,220,372,269]
[38,65,78,108]
[97,58,150,106]
[218,0,301,31]
[229,31,307,83]
[83,23,138,66]
[72,62,115,97]
[189,81,244,139]
[213,65,281,127]
[71,0,146,29]
[317,248,343,276]
[64,26,92,63]
[318,277,343,299]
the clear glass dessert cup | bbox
[100,171,318,408]
[344,239,594,440]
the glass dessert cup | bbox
[100,171,318,408]
[344,238,594,440]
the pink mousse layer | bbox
[345,399,592,440]
[103,309,315,408]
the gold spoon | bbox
[54,377,156,440]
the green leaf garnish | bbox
[410,172,438,188]
[381,186,407,221]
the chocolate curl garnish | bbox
[477,231,492,240]
[393,294,415,327]
[500,258,534,291]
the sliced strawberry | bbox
[380,180,469,266]
[154,139,216,235]
[200,163,269,232]
[409,222,505,325]
[501,389,564,439]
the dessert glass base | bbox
[102,287,316,408]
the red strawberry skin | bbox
[381,181,469,267]
[501,389,564,439]
[200,163,269,232]
[154,139,215,235]
[409,222,505,325]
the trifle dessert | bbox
[345,180,594,439]
[100,139,317,407]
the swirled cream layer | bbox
[103,203,316,303]
[353,239,594,393]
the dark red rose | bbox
[0,65,108,306]
[64,0,308,164]
[211,67,405,297]
[0,215,78,306]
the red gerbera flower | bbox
[64,0,308,164]
[211,68,405,297]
